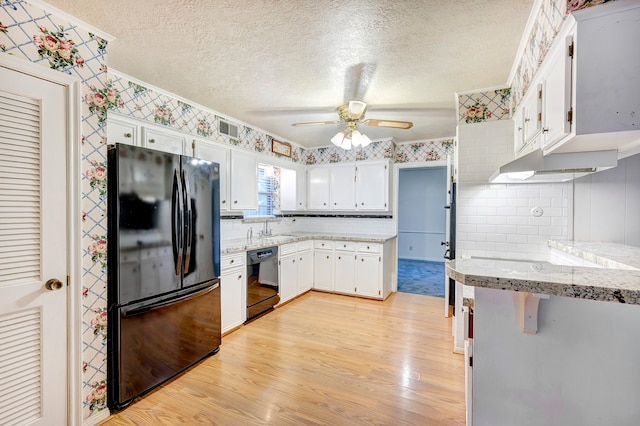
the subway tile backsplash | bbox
[457,120,570,261]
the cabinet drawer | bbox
[357,242,380,253]
[314,240,334,250]
[279,243,297,256]
[334,241,356,251]
[221,252,245,269]
[297,240,313,252]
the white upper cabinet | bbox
[307,166,331,210]
[541,2,640,156]
[141,126,187,154]
[307,160,390,212]
[280,167,297,211]
[541,32,573,151]
[193,140,229,210]
[229,150,257,211]
[107,115,138,146]
[355,161,389,210]
[330,164,356,210]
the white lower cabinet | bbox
[279,254,297,304]
[220,253,246,334]
[297,248,313,294]
[313,242,334,291]
[355,253,382,298]
[312,239,392,299]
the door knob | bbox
[45,278,63,291]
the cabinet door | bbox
[296,168,307,210]
[356,161,389,210]
[307,166,330,210]
[107,116,138,146]
[330,164,356,210]
[230,150,257,210]
[523,84,542,144]
[297,250,313,294]
[280,167,298,211]
[193,141,229,210]
[356,253,382,298]
[220,267,245,334]
[543,34,573,150]
[313,249,334,291]
[279,254,298,304]
[334,251,356,295]
[142,126,186,154]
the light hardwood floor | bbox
[101,291,466,425]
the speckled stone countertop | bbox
[447,257,640,305]
[221,233,397,255]
[548,240,640,270]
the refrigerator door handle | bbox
[121,282,220,317]
[182,169,192,274]
[172,169,184,275]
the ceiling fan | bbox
[291,100,413,149]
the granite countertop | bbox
[221,232,397,255]
[548,240,640,270]
[447,257,640,305]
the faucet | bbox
[258,220,272,238]
[247,226,253,243]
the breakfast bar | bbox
[446,242,640,426]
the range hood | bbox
[489,150,618,184]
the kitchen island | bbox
[447,242,640,426]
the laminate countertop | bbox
[447,240,640,305]
[221,233,397,255]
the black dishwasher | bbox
[246,246,279,321]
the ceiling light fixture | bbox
[330,123,372,150]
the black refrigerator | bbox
[107,143,221,411]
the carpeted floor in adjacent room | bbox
[397,259,445,297]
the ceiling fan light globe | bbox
[360,133,372,148]
[351,129,363,147]
[342,137,352,150]
[331,132,344,147]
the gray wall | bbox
[397,167,447,261]
[573,153,640,246]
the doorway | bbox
[396,166,447,296]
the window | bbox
[245,164,280,217]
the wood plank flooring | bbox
[100,291,466,425]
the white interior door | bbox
[0,65,68,425]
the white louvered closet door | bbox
[0,66,68,425]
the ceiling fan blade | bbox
[362,119,414,129]
[291,120,340,127]
[343,63,376,103]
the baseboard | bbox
[83,409,110,426]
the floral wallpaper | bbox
[1,0,110,421]
[458,88,512,125]
[394,138,455,163]
[460,0,617,122]
[109,70,305,164]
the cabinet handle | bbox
[542,128,549,133]
[524,117,531,123]
[222,200,226,204]
[148,138,155,143]
[124,132,132,138]
[230,259,234,264]
[338,256,341,260]
[238,274,242,279]
[361,203,364,205]
[367,246,370,249]
[334,202,337,205]
[361,258,365,262]
[323,202,326,206]
[234,200,238,204]
[326,256,330,259]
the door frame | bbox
[392,159,448,293]
[0,54,83,425]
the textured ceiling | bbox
[45,0,534,147]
